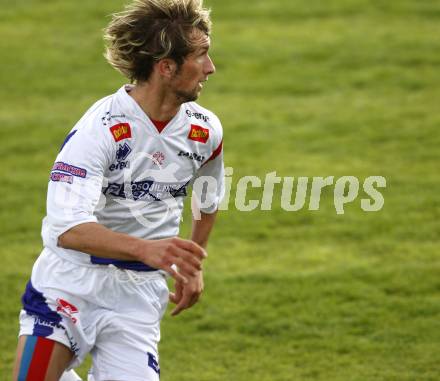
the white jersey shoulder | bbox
[184,102,223,150]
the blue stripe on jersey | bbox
[18,335,37,381]
[90,256,158,271]
[59,130,77,152]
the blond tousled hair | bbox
[104,0,212,82]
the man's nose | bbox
[205,55,215,75]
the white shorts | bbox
[19,248,169,381]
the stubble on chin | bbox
[175,89,199,103]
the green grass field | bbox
[1,0,440,379]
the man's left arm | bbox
[170,115,224,316]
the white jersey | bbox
[42,85,224,271]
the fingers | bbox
[171,239,207,273]
[141,238,207,283]
[171,291,193,316]
[172,251,202,274]
[161,255,198,282]
[169,278,203,316]
[163,240,205,316]
[169,280,183,304]
[166,265,188,284]
[171,292,200,316]
[169,289,200,311]
[169,292,179,304]
[164,239,207,278]
[174,239,207,260]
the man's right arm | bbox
[58,222,206,283]
[48,113,206,282]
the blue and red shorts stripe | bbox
[18,336,55,381]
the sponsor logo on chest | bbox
[110,123,132,142]
[185,110,210,122]
[188,124,209,143]
[101,111,127,126]
[178,150,205,162]
[109,142,132,171]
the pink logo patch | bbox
[152,151,165,166]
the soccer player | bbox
[13,0,224,379]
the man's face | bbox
[171,29,216,103]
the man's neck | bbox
[128,81,180,122]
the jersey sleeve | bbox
[192,117,225,214]
[42,117,115,250]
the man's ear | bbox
[157,58,177,78]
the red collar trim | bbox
[150,118,170,133]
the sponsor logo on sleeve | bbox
[110,123,132,142]
[51,162,87,178]
[50,172,74,184]
[188,124,209,143]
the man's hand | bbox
[136,237,207,284]
[169,270,204,316]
